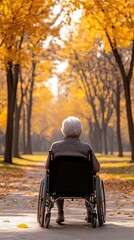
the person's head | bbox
[61,116,83,138]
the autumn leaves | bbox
[0,1,134,163]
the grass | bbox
[97,153,134,181]
[0,153,47,170]
[0,152,134,181]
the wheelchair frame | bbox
[37,151,106,228]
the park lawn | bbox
[97,153,134,181]
[0,154,46,169]
[0,153,134,199]
[0,154,47,199]
[0,153,133,181]
[0,153,134,181]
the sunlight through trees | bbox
[0,0,133,162]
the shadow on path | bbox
[0,163,133,240]
[0,221,133,240]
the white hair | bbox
[61,116,83,137]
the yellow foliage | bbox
[32,84,52,136]
[78,0,134,50]
[31,77,92,140]
[0,0,68,65]
[0,107,7,129]
[0,71,7,130]
[17,223,29,228]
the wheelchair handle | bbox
[49,150,54,161]
[88,150,93,162]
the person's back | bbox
[47,137,100,172]
[45,116,100,224]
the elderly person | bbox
[45,116,100,224]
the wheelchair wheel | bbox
[37,181,42,222]
[37,177,48,227]
[101,180,106,223]
[37,179,43,223]
[96,175,106,227]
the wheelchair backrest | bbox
[49,153,94,197]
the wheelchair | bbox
[37,151,106,228]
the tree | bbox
[58,39,114,153]
[71,0,134,160]
[13,65,30,157]
[102,51,124,157]
[0,0,70,163]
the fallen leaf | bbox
[123,212,130,215]
[17,223,29,228]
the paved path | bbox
[0,163,134,240]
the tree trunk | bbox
[124,82,134,161]
[110,129,113,155]
[96,126,103,153]
[13,96,23,157]
[116,82,123,157]
[13,103,20,157]
[107,38,134,161]
[23,105,27,154]
[26,103,32,154]
[103,125,108,155]
[26,57,36,154]
[88,119,101,152]
[90,104,103,153]
[4,63,19,163]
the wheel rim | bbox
[96,176,103,227]
[40,178,47,227]
[37,180,43,223]
[101,180,106,223]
